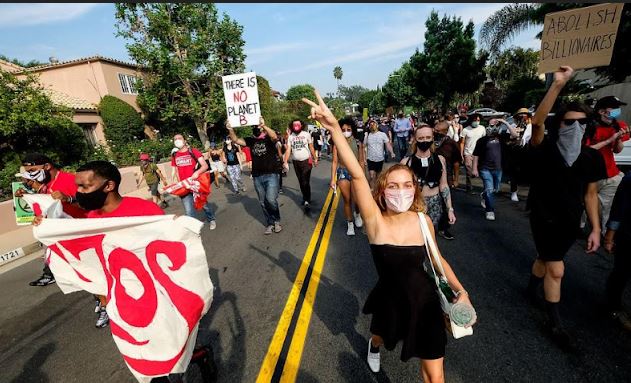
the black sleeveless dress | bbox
[362,244,446,361]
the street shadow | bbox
[249,245,370,378]
[10,342,55,383]
[224,192,267,226]
[188,267,246,383]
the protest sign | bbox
[538,3,624,74]
[222,71,260,127]
[33,215,214,382]
[21,193,71,219]
[12,182,35,225]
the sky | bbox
[0,3,542,95]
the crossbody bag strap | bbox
[417,212,447,282]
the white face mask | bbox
[384,188,415,213]
[174,139,185,149]
[27,169,47,183]
[343,131,353,138]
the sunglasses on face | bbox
[562,118,590,125]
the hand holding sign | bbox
[553,65,575,85]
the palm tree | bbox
[479,3,583,57]
[333,66,343,88]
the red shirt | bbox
[86,197,164,218]
[585,121,630,178]
[46,170,87,218]
[171,148,203,180]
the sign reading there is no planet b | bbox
[538,3,624,74]
[222,71,261,127]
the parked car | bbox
[467,108,508,118]
[615,138,631,168]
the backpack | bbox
[172,147,215,183]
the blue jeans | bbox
[253,173,281,226]
[395,135,409,160]
[480,168,502,212]
[181,193,216,222]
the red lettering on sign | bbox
[233,90,247,103]
[109,247,158,328]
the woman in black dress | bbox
[303,91,475,382]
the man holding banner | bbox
[227,117,283,234]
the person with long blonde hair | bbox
[303,90,474,382]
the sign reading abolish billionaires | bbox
[538,3,624,74]
[222,71,261,127]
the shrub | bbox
[99,95,145,149]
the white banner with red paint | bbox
[33,215,214,382]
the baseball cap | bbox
[21,153,52,166]
[594,96,627,111]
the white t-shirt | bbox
[462,125,486,156]
[363,131,390,162]
[288,131,312,161]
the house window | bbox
[79,124,98,147]
[118,73,138,95]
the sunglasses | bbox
[562,118,589,125]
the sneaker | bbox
[480,193,486,209]
[354,212,363,228]
[273,222,282,233]
[279,188,284,194]
[96,307,109,328]
[29,274,56,287]
[611,311,631,331]
[209,220,217,230]
[438,230,455,240]
[264,225,273,235]
[367,338,380,373]
[303,201,310,207]
[241,187,247,192]
[347,221,355,236]
[486,212,495,221]
[511,192,519,202]
[94,299,101,313]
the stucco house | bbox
[0,55,144,147]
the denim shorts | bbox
[337,167,352,182]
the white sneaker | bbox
[354,212,363,228]
[209,220,217,230]
[511,192,519,202]
[480,193,486,209]
[347,221,355,236]
[96,307,109,328]
[486,211,496,221]
[367,338,380,373]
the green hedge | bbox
[99,95,145,148]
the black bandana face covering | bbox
[76,181,109,211]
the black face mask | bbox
[252,127,261,137]
[417,141,433,152]
[76,181,109,211]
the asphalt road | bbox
[1,157,630,383]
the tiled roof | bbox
[0,58,25,73]
[25,55,139,72]
[44,89,97,111]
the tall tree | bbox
[338,84,369,104]
[285,84,317,122]
[333,66,343,88]
[487,47,539,89]
[480,3,631,82]
[114,3,246,149]
[382,63,417,111]
[409,11,488,111]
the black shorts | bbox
[530,215,577,262]
[367,160,384,172]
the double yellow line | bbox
[256,188,340,382]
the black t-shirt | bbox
[473,136,502,170]
[527,138,606,224]
[406,153,442,189]
[224,145,240,166]
[244,136,281,176]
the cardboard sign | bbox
[538,3,624,74]
[33,215,214,382]
[12,182,35,225]
[222,71,260,127]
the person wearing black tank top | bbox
[401,125,457,229]
[303,90,475,382]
